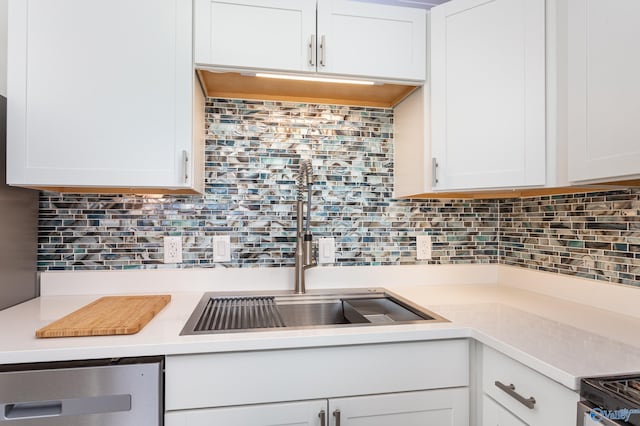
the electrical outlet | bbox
[212,235,231,262]
[318,237,336,264]
[416,235,432,260]
[163,236,182,264]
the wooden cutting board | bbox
[35,295,171,338]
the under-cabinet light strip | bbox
[255,73,376,86]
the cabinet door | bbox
[482,346,578,426]
[165,400,327,426]
[482,395,528,426]
[567,0,640,182]
[328,388,469,426]
[7,0,195,190]
[430,0,546,190]
[194,0,317,73]
[317,0,426,81]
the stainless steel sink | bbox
[180,288,448,335]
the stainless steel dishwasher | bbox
[0,356,163,425]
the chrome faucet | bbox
[294,159,316,294]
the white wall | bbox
[0,0,7,97]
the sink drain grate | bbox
[194,296,286,331]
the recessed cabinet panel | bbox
[317,0,426,81]
[194,0,317,72]
[567,0,640,182]
[430,0,545,190]
[330,388,469,426]
[165,400,328,426]
[7,0,198,191]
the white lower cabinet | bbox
[479,346,579,426]
[166,389,468,426]
[164,340,470,425]
[165,399,327,426]
[330,389,468,426]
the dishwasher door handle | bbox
[2,394,131,421]
[4,401,62,418]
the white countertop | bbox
[1,265,640,391]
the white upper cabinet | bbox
[567,0,640,183]
[194,0,317,73]
[317,0,426,81]
[167,389,468,426]
[430,0,546,191]
[7,0,204,193]
[193,0,427,82]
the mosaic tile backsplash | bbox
[500,189,640,287]
[38,98,500,271]
[37,98,640,288]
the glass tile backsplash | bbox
[500,189,640,286]
[37,98,640,287]
[38,98,499,271]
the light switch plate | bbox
[163,236,182,264]
[416,235,432,260]
[213,235,231,262]
[318,237,336,264]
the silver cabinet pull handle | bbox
[182,150,189,184]
[309,34,316,66]
[320,35,326,67]
[318,409,326,426]
[333,409,341,426]
[432,157,439,186]
[495,381,536,409]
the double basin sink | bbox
[181,288,447,335]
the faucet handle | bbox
[304,233,315,265]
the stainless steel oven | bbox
[578,401,625,425]
[0,356,163,425]
[578,375,640,426]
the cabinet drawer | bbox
[482,346,578,425]
[166,339,469,410]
